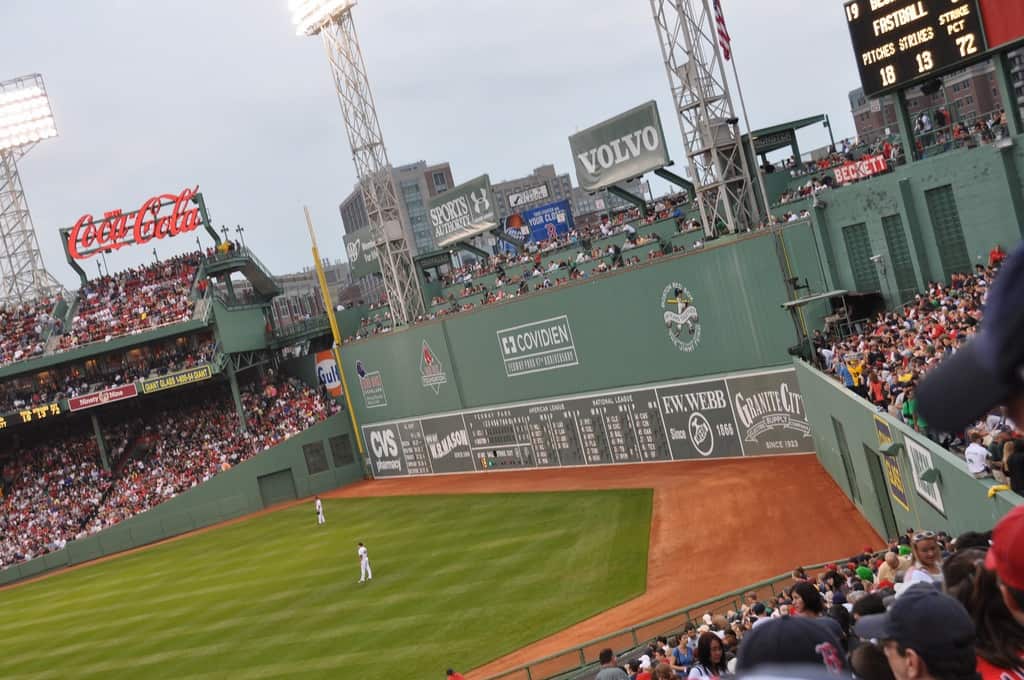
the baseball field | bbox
[0,489,652,679]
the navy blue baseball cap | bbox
[736,616,847,674]
[918,241,1024,432]
[854,585,974,670]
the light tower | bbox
[0,74,63,306]
[650,0,762,236]
[290,0,425,325]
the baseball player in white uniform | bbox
[357,542,372,583]
[314,496,325,525]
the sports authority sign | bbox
[362,367,812,478]
[834,155,888,185]
[497,315,579,378]
[429,174,497,246]
[68,384,139,412]
[343,226,380,280]
[569,101,671,193]
[64,186,204,260]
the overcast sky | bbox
[2,0,862,289]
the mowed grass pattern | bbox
[0,489,652,679]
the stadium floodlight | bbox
[289,0,425,324]
[0,78,58,153]
[0,73,63,305]
[289,0,357,36]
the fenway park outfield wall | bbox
[0,414,363,586]
[794,360,1022,541]
[340,228,823,427]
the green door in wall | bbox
[881,214,919,304]
[863,445,899,540]
[924,185,971,281]
[257,469,298,507]
[831,416,862,505]
[842,223,881,292]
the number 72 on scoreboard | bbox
[843,0,988,97]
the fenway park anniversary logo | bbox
[660,283,701,353]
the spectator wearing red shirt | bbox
[990,245,1007,268]
[446,670,466,680]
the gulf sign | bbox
[316,350,343,398]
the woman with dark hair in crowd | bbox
[943,549,1024,680]
[827,604,852,646]
[687,632,729,679]
[791,581,825,618]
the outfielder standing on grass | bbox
[358,542,372,583]
[314,496,325,526]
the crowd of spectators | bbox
[0,375,338,569]
[913,108,1011,159]
[596,513,1024,680]
[58,252,202,351]
[815,245,1024,494]
[0,335,217,414]
[0,296,62,367]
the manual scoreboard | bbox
[845,0,987,97]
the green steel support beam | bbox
[606,186,649,217]
[895,90,917,163]
[227,360,248,434]
[654,168,695,201]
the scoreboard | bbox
[362,368,815,478]
[845,0,988,97]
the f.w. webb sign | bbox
[569,101,671,192]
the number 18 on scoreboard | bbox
[844,0,987,97]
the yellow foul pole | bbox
[303,206,366,457]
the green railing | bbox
[484,558,839,680]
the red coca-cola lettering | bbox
[67,186,201,260]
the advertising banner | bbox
[428,174,497,246]
[834,155,888,185]
[904,436,946,516]
[726,371,814,456]
[497,315,579,378]
[344,227,380,280]
[315,351,343,398]
[656,379,743,459]
[360,368,809,478]
[518,200,575,243]
[569,101,671,192]
[140,365,214,395]
[873,415,912,512]
[68,384,138,412]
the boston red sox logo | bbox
[420,340,448,394]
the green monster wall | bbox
[339,229,825,427]
[794,360,1021,540]
[0,414,363,586]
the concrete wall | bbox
[794,360,1021,540]
[0,413,364,586]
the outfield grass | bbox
[0,489,652,679]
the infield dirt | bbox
[328,453,881,677]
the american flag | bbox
[713,0,732,61]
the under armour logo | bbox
[470,189,491,213]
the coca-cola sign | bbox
[68,384,139,412]
[66,186,202,260]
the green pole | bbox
[226,360,248,434]
[91,412,110,472]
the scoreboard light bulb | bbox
[289,0,357,36]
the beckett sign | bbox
[569,101,671,193]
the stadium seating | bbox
[0,297,61,367]
[58,251,203,351]
[0,376,338,569]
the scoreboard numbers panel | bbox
[844,0,988,97]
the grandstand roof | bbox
[749,115,827,154]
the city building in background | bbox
[338,160,454,255]
[849,51,1024,145]
[491,165,574,221]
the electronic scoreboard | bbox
[845,0,988,97]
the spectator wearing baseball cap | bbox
[918,241,1024,436]
[979,505,1024,678]
[855,584,976,680]
[736,615,847,676]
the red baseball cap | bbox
[986,505,1024,591]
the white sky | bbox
[1,0,863,289]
